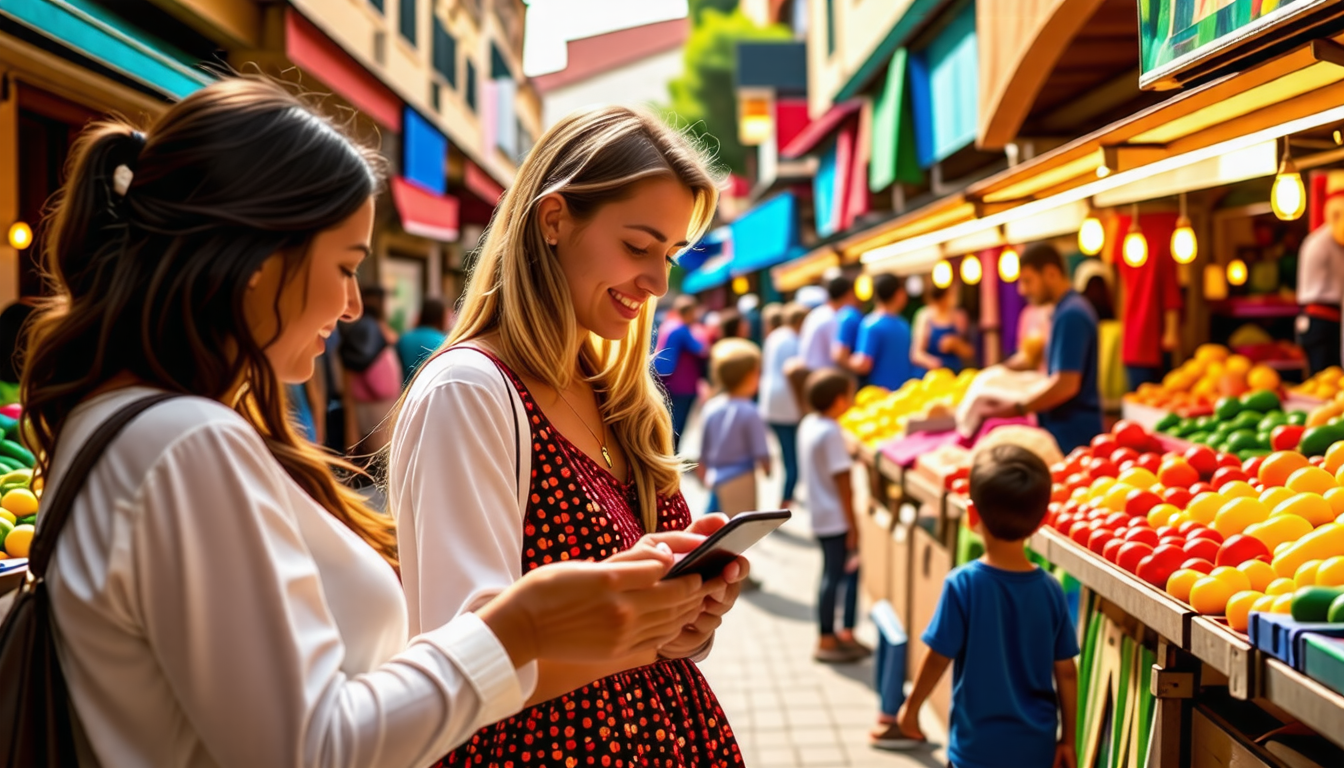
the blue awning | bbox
[730,192,799,274]
[404,108,448,196]
[1,0,212,99]
[681,253,733,294]
[678,226,729,274]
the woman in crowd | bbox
[24,78,715,767]
[760,302,808,507]
[390,105,750,767]
[911,282,973,373]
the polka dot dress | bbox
[438,352,743,767]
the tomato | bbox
[1189,528,1224,544]
[1180,558,1215,575]
[1215,533,1272,567]
[1125,489,1163,517]
[1086,457,1119,479]
[1218,453,1243,470]
[1088,528,1116,555]
[1190,482,1216,496]
[1054,512,1073,532]
[1184,445,1219,479]
[1243,455,1267,479]
[1212,467,1250,489]
[1162,486,1193,509]
[1182,537,1221,563]
[1104,511,1130,529]
[1137,554,1180,587]
[1110,447,1140,466]
[1117,541,1155,573]
[1123,527,1159,546]
[1158,458,1199,489]
[1137,453,1163,474]
[1151,543,1188,570]
[1103,537,1126,563]
[1068,520,1092,543]
[1113,420,1149,450]
[1271,424,1306,452]
[1091,435,1119,458]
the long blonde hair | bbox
[439,106,718,530]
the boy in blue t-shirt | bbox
[895,444,1079,768]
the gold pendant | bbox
[601,445,613,469]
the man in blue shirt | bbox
[654,295,708,449]
[1000,244,1103,452]
[848,274,914,390]
[834,289,864,368]
[396,297,449,382]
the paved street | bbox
[680,413,949,768]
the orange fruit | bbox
[1237,559,1277,592]
[1211,497,1270,537]
[1266,577,1296,596]
[1316,556,1344,587]
[1166,569,1203,603]
[1272,492,1336,527]
[1252,593,1277,614]
[1260,486,1295,509]
[1190,576,1237,615]
[1326,487,1344,517]
[1248,366,1281,391]
[1260,452,1310,487]
[1210,566,1252,592]
[1246,514,1313,552]
[1272,593,1294,613]
[1326,443,1344,474]
[1226,590,1264,632]
[1287,466,1337,496]
[1295,560,1324,588]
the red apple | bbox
[1087,528,1116,555]
[1190,482,1215,496]
[1162,487,1193,509]
[1211,467,1250,488]
[1184,445,1219,479]
[1110,447,1140,466]
[1116,541,1155,573]
[1103,537,1125,563]
[1137,453,1163,474]
[1124,489,1163,518]
[1151,543,1188,570]
[1091,434,1118,458]
[1188,528,1223,545]
[1179,557,1215,575]
[1182,537,1220,563]
[1215,534,1271,567]
[1113,420,1149,450]
[1137,554,1180,587]
[1123,527,1159,546]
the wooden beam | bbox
[1102,144,1169,174]
[1038,67,1143,132]
[145,0,262,50]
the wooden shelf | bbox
[1190,617,1257,700]
[1261,658,1344,750]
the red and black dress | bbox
[438,353,743,768]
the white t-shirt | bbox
[797,303,838,371]
[760,326,801,424]
[46,387,529,768]
[798,413,853,537]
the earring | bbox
[547,238,557,246]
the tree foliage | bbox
[665,8,791,178]
[688,0,739,23]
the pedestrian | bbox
[849,273,915,390]
[762,302,784,337]
[797,275,857,373]
[388,104,750,767]
[761,302,807,508]
[833,285,864,368]
[654,293,707,450]
[738,292,763,344]
[339,284,402,454]
[1297,178,1344,375]
[18,76,712,768]
[799,368,870,663]
[697,338,771,517]
[895,445,1079,768]
[718,306,746,340]
[396,296,449,381]
[911,282,973,373]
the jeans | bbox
[817,533,858,636]
[770,422,799,504]
[1298,314,1342,377]
[669,393,697,452]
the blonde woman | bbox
[390,107,749,766]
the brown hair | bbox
[805,368,852,413]
[23,77,398,566]
[710,338,761,393]
[969,444,1052,541]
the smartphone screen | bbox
[662,510,791,580]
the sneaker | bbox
[869,723,922,751]
[841,638,873,658]
[813,638,862,664]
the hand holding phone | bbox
[662,510,790,581]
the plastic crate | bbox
[1302,634,1344,697]
[1248,612,1344,669]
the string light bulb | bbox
[1172,194,1197,265]
[1079,215,1105,256]
[731,276,749,295]
[1227,259,1248,286]
[960,255,982,286]
[1122,204,1148,268]
[1271,140,1306,221]
[7,222,32,250]
[998,247,1020,283]
[854,274,873,302]
[932,260,953,289]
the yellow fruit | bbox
[1210,566,1252,593]
[1226,590,1264,632]
[1295,560,1324,588]
[1252,594,1277,614]
[1326,443,1344,475]
[1276,491,1340,527]
[1286,466,1338,496]
[1272,593,1295,613]
[1090,477,1117,498]
[0,489,37,517]
[1224,353,1251,372]
[1166,569,1203,603]
[1220,481,1257,500]
[1212,498,1270,537]
[1197,344,1230,363]
[1237,559,1277,592]
[1190,576,1237,615]
[1326,487,1344,517]
[1245,514,1313,552]
[1118,468,1158,490]
[1260,487,1295,509]
[1316,556,1344,587]
[0,510,13,525]
[1248,366,1281,391]
[1103,483,1138,512]
[1187,493,1228,525]
[1148,503,1180,528]
[3,524,33,558]
[1266,577,1296,596]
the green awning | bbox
[0,0,211,99]
[869,47,923,192]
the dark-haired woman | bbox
[912,283,973,373]
[26,78,715,767]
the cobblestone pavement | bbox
[679,412,949,768]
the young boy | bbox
[895,444,1079,768]
[799,368,870,663]
[697,338,771,517]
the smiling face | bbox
[246,197,372,383]
[542,176,697,341]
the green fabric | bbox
[1079,602,1103,750]
[1137,645,1156,768]
[869,48,924,192]
[1110,636,1134,768]
[0,0,209,98]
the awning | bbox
[464,159,506,204]
[1,0,211,99]
[286,9,401,131]
[404,108,448,196]
[730,192,799,274]
[780,99,863,160]
[870,48,924,191]
[681,253,733,294]
[678,226,729,275]
[391,177,460,242]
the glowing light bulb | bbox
[1123,229,1148,268]
[1271,158,1306,221]
[855,274,873,302]
[1227,259,1248,286]
[998,247,1020,282]
[1204,264,1228,300]
[932,260,953,289]
[731,276,749,295]
[7,222,31,250]
[1171,216,1197,264]
[960,255,982,286]
[1096,165,1111,179]
[1078,216,1105,256]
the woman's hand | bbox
[478,533,713,668]
[656,514,751,660]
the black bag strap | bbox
[29,393,180,578]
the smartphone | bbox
[662,510,791,580]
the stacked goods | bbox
[1123,344,1282,418]
[1293,366,1344,402]
[1153,390,1309,459]
[0,403,39,560]
[840,368,977,447]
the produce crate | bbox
[1190,708,1278,768]
[887,514,913,629]
[1120,400,1170,433]
[907,523,953,724]
[1248,613,1344,669]
[1303,635,1344,698]
[859,504,894,604]
[1189,617,1257,699]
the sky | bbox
[522,0,689,76]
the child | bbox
[799,368,869,663]
[894,444,1079,768]
[697,338,771,517]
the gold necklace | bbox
[554,386,614,470]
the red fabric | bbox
[833,122,855,236]
[285,10,401,131]
[391,177,460,241]
[780,99,863,159]
[774,99,810,150]
[1115,212,1183,367]
[844,115,871,230]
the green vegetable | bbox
[1156,413,1181,433]
[1288,411,1309,426]
[1292,586,1344,622]
[1258,412,1289,432]
[1236,448,1272,462]
[1299,423,1344,457]
[1226,430,1260,453]
[0,440,33,467]
[17,515,34,527]
[1329,593,1344,623]
[1242,390,1282,413]
[0,457,24,473]
[1187,431,1212,445]
[1231,411,1265,431]
[1173,419,1198,437]
[1196,415,1217,430]
[1215,398,1242,421]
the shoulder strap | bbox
[30,392,181,578]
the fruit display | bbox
[1153,389,1310,459]
[0,403,39,560]
[840,368,977,447]
[1293,366,1344,402]
[1123,344,1282,417]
